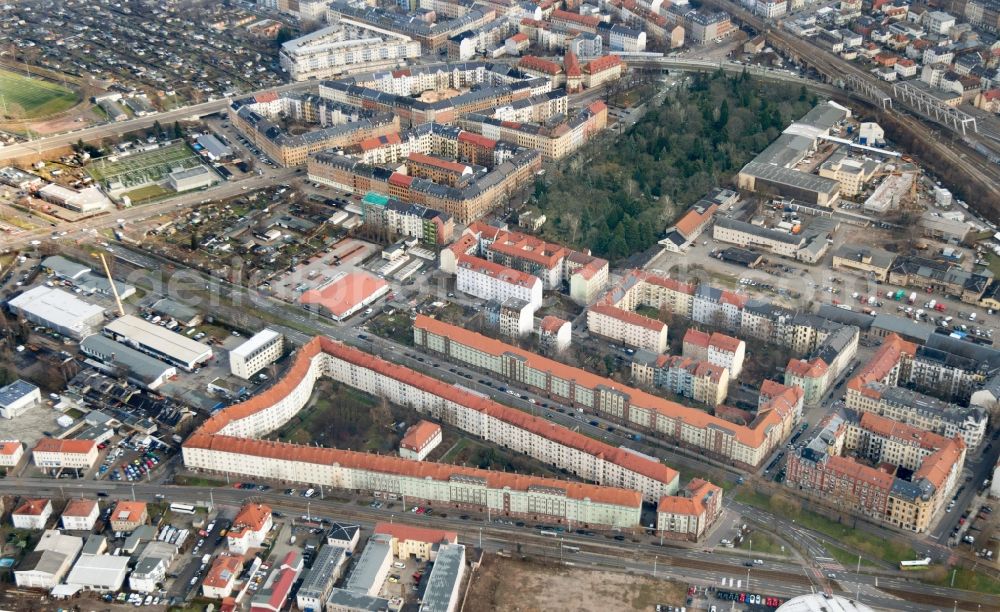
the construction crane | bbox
[98,252,125,317]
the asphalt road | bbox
[0,478,990,610]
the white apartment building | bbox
[230,329,284,380]
[586,303,669,353]
[0,440,23,468]
[399,420,442,461]
[228,503,273,555]
[924,11,956,35]
[538,316,572,353]
[455,254,543,312]
[707,334,746,381]
[32,439,99,472]
[755,0,787,19]
[12,499,53,530]
[61,499,100,531]
[279,20,421,81]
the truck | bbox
[201,554,211,566]
[908,292,917,304]
[927,300,937,310]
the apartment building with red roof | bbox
[110,501,148,533]
[61,499,99,531]
[373,522,458,561]
[12,499,53,530]
[399,420,442,461]
[414,316,797,469]
[183,336,669,531]
[588,302,669,353]
[0,440,23,468]
[455,253,543,311]
[538,315,571,353]
[787,409,965,533]
[656,478,723,541]
[203,553,244,599]
[583,55,624,88]
[32,438,98,472]
[228,503,273,555]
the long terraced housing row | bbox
[413,315,803,469]
[183,336,722,537]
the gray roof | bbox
[327,522,360,546]
[150,298,199,324]
[925,334,1000,369]
[715,216,805,246]
[871,313,934,342]
[16,549,68,576]
[345,535,392,594]
[326,588,390,611]
[740,161,841,196]
[196,133,232,158]
[298,545,347,601]
[0,379,39,408]
[42,255,91,280]
[816,304,875,329]
[833,245,896,270]
[81,535,106,556]
[80,334,176,385]
[877,384,986,425]
[419,543,465,612]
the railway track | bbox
[701,0,1000,216]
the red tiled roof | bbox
[510,33,529,43]
[33,438,97,455]
[388,172,414,188]
[683,328,710,349]
[62,499,97,517]
[0,440,21,455]
[586,55,623,74]
[709,332,743,354]
[253,91,279,104]
[14,499,50,516]
[564,51,582,77]
[786,357,828,378]
[674,204,718,238]
[299,272,388,318]
[111,501,147,523]
[359,133,402,151]
[846,333,916,394]
[204,554,243,589]
[519,56,563,75]
[373,522,457,545]
[590,303,667,332]
[456,253,540,289]
[400,420,441,452]
[407,152,471,175]
[540,315,568,334]
[447,233,478,257]
[191,336,672,503]
[417,316,793,448]
[552,9,600,27]
[231,503,272,538]
[458,131,497,149]
[488,229,569,269]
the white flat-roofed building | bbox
[103,315,213,371]
[455,254,542,312]
[279,19,421,81]
[65,554,130,592]
[37,184,111,213]
[230,329,284,379]
[344,534,392,597]
[7,286,105,339]
[14,530,82,589]
[0,380,41,419]
[167,166,217,192]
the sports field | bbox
[0,69,80,119]
[87,142,202,190]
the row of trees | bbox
[533,71,819,261]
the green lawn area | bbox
[173,475,226,488]
[735,488,917,565]
[124,183,172,203]
[928,567,1000,595]
[986,253,1000,278]
[826,544,878,569]
[0,69,79,118]
[736,530,787,557]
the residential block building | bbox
[279,20,421,81]
[32,438,99,473]
[228,503,273,555]
[455,254,543,311]
[399,420,443,461]
[230,329,285,380]
[631,352,730,407]
[414,316,801,469]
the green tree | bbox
[173,121,184,139]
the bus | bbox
[169,503,196,515]
[899,557,932,570]
[539,529,558,537]
[562,545,580,553]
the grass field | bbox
[87,142,201,189]
[123,184,172,203]
[0,69,79,119]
